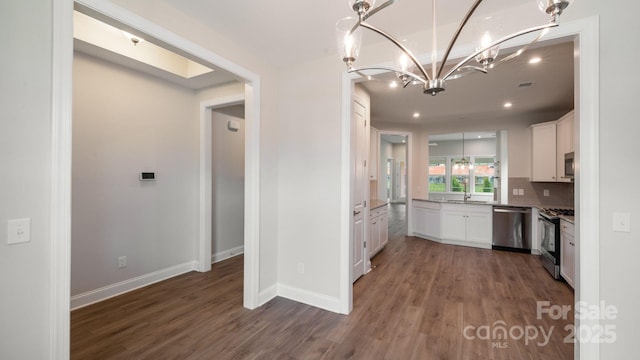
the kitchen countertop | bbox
[560,215,575,224]
[413,198,572,211]
[370,199,389,210]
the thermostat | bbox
[140,172,156,181]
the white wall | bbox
[211,107,245,260]
[72,52,199,295]
[378,139,393,200]
[0,1,54,358]
[428,138,496,158]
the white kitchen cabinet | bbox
[369,205,388,258]
[560,219,575,288]
[369,127,378,180]
[556,110,574,183]
[412,200,441,240]
[531,122,558,182]
[441,203,492,248]
[531,110,575,182]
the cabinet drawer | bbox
[370,206,387,218]
[560,219,574,236]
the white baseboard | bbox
[258,283,278,306]
[211,245,244,264]
[277,283,342,314]
[70,261,197,311]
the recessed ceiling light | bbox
[477,136,482,139]
[389,81,398,88]
[402,139,406,143]
[413,112,420,118]
[504,102,513,108]
[529,57,542,64]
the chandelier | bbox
[336,0,573,96]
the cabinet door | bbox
[369,218,380,257]
[531,123,557,181]
[423,209,441,239]
[379,214,388,248]
[560,224,575,288]
[466,210,493,246]
[556,113,574,183]
[413,207,428,236]
[441,210,467,242]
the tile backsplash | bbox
[508,177,574,207]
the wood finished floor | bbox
[71,204,574,359]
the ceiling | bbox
[362,39,574,125]
[99,0,574,124]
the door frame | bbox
[51,1,262,357]
[339,16,600,360]
[378,130,412,228]
[351,98,368,281]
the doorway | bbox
[210,105,245,263]
[340,19,601,359]
[378,132,409,233]
[66,2,262,316]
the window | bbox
[428,157,446,192]
[473,157,495,193]
[427,155,495,194]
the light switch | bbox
[613,212,631,233]
[8,218,31,245]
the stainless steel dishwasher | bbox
[492,206,531,253]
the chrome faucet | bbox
[463,182,472,202]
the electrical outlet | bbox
[512,188,518,196]
[118,256,127,268]
[297,262,304,274]
[543,189,550,197]
[518,189,524,196]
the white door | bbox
[352,101,367,282]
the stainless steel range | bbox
[538,208,574,279]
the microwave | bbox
[564,152,575,179]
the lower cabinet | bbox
[560,219,575,288]
[413,201,441,239]
[440,203,493,249]
[369,206,388,258]
[412,201,492,249]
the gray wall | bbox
[211,107,245,259]
[72,52,199,295]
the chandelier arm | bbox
[442,22,558,81]
[436,0,484,79]
[360,21,432,82]
[362,0,399,21]
[347,66,427,85]
[492,28,548,67]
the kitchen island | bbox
[412,199,493,249]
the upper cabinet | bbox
[556,110,575,183]
[370,127,378,180]
[531,122,558,181]
[531,110,574,182]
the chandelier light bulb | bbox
[336,17,362,64]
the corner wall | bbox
[0,1,54,358]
